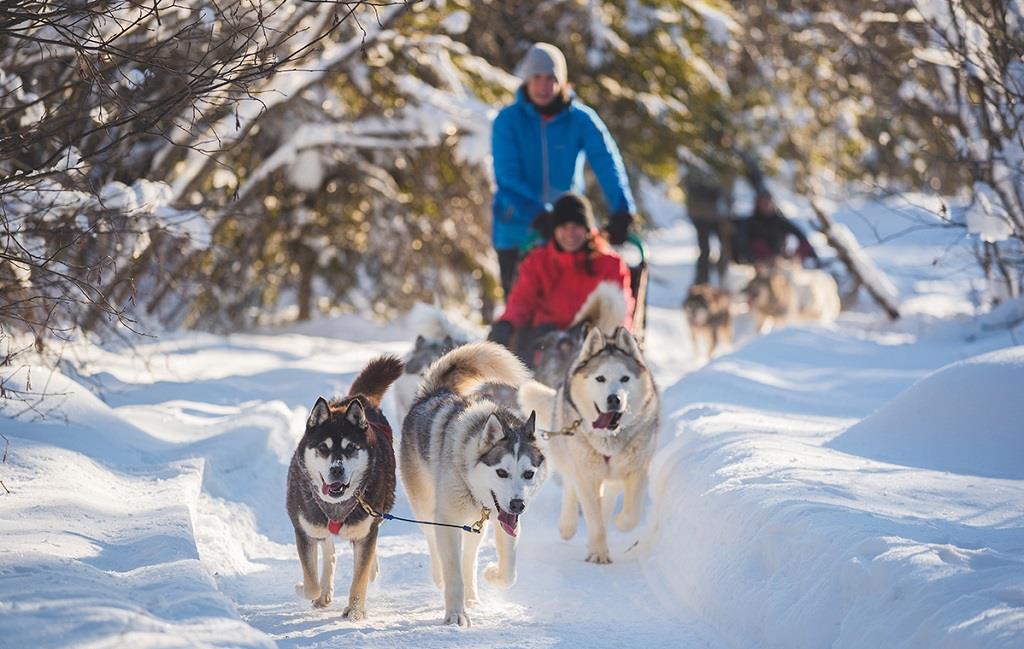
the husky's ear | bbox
[579,326,605,361]
[414,334,426,350]
[345,399,368,430]
[442,335,454,351]
[614,327,642,359]
[480,412,505,448]
[307,397,331,429]
[523,410,537,440]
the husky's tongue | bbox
[321,480,344,496]
[497,510,519,537]
[593,410,623,430]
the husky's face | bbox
[467,411,545,538]
[571,327,648,435]
[405,335,455,375]
[532,327,583,385]
[683,289,711,326]
[301,397,373,503]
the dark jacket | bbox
[736,208,817,263]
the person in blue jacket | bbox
[490,42,636,299]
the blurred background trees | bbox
[2,0,1020,348]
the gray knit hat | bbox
[517,42,568,86]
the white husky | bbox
[520,326,658,564]
[400,342,546,626]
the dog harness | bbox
[366,407,393,445]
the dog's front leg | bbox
[615,470,647,532]
[313,535,335,608]
[576,473,611,564]
[461,525,484,605]
[484,518,517,587]
[559,480,579,540]
[435,524,470,626]
[294,529,321,601]
[344,525,378,620]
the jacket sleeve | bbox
[579,105,636,215]
[498,251,544,329]
[775,211,815,253]
[492,109,545,224]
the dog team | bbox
[286,282,657,627]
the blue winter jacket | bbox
[490,88,636,250]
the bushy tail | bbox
[348,355,404,407]
[420,341,530,397]
[518,380,558,430]
[572,281,627,335]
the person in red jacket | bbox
[488,192,634,363]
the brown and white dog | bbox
[682,283,733,359]
[286,355,403,620]
[744,261,840,333]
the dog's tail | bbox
[572,281,627,336]
[348,355,405,408]
[420,341,529,397]
[518,380,557,430]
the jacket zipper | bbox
[540,119,550,204]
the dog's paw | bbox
[343,605,366,621]
[297,581,321,600]
[483,562,516,588]
[615,509,640,532]
[443,609,471,627]
[559,517,578,541]
[585,549,613,565]
[312,590,333,608]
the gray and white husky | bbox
[519,326,658,564]
[393,334,457,422]
[400,342,546,627]
[286,355,403,619]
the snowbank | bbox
[830,346,1024,479]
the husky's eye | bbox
[523,470,535,480]
[496,469,509,479]
[317,442,330,454]
[595,375,606,383]
[620,376,630,383]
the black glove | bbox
[605,212,634,245]
[487,320,515,348]
[531,209,553,239]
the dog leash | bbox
[354,493,490,534]
[539,418,581,439]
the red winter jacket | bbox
[498,235,634,331]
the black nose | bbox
[329,465,345,480]
[606,394,621,411]
[508,498,525,514]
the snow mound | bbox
[829,346,1024,479]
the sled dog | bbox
[683,283,733,359]
[519,326,658,564]
[394,334,457,422]
[745,261,840,332]
[286,355,403,619]
[401,342,545,627]
[532,281,628,388]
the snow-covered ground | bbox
[2,197,1022,648]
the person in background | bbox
[490,42,636,301]
[487,193,633,363]
[739,190,819,266]
[684,162,735,286]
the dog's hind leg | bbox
[313,535,336,608]
[615,470,646,532]
[294,529,321,601]
[343,525,378,621]
[484,519,518,588]
[461,524,485,605]
[559,480,579,541]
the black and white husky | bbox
[286,355,403,619]
[520,326,658,564]
[400,342,545,627]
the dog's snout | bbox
[328,464,345,480]
[606,394,621,411]
[508,498,525,514]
